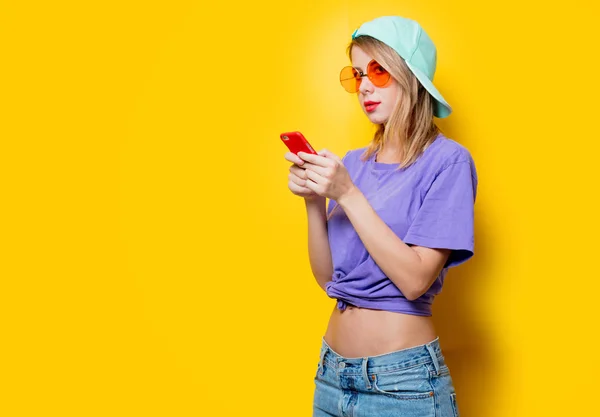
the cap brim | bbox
[406,62,452,118]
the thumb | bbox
[318,148,341,162]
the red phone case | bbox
[280,131,317,155]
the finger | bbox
[289,165,307,179]
[305,168,326,184]
[298,152,335,167]
[284,152,304,166]
[318,149,342,162]
[288,180,311,195]
[302,162,329,177]
[288,172,306,187]
[304,178,322,194]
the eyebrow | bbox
[352,60,377,72]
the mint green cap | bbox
[352,16,452,118]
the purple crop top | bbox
[325,134,478,316]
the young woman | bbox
[284,16,477,416]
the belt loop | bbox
[318,343,327,376]
[361,357,372,389]
[425,343,440,376]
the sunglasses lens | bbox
[368,61,390,87]
[340,66,360,93]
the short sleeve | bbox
[403,160,477,268]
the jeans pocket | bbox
[451,393,459,416]
[371,365,434,400]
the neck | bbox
[376,146,403,163]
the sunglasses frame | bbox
[339,59,391,93]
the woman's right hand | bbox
[284,151,320,200]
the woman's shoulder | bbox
[426,134,474,167]
[341,135,474,169]
[425,135,478,189]
[417,133,475,176]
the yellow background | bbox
[1,0,599,416]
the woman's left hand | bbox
[297,150,357,201]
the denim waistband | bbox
[318,336,445,377]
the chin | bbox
[366,112,388,124]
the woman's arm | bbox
[337,188,449,300]
[285,151,333,291]
[299,150,450,300]
[304,197,333,291]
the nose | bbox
[358,75,374,95]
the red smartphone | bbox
[280,131,318,155]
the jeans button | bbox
[339,362,346,369]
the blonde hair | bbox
[347,36,441,168]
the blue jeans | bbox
[313,337,459,416]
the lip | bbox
[364,101,380,112]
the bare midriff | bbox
[323,304,437,358]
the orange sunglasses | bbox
[339,60,391,93]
